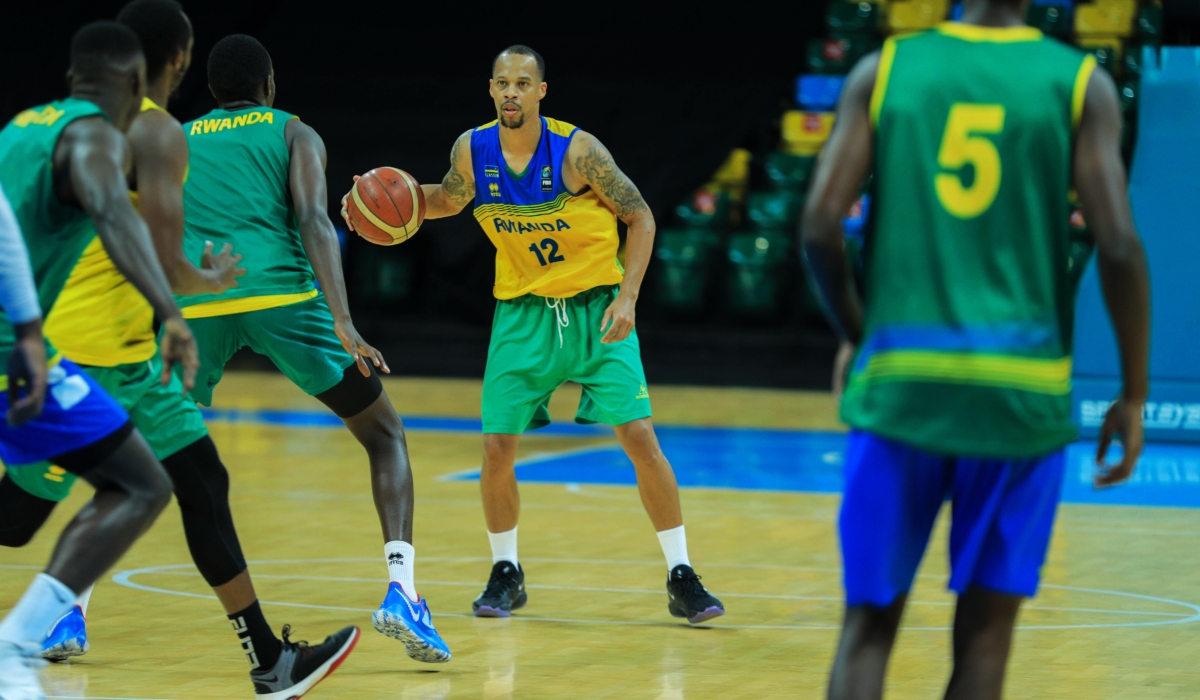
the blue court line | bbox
[200,408,1200,508]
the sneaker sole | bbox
[472,591,527,618]
[687,607,725,625]
[372,611,451,663]
[256,626,360,700]
[42,638,89,662]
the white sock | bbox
[385,541,418,602]
[657,525,691,571]
[487,526,518,565]
[0,573,77,646]
[76,584,94,617]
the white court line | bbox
[50,697,181,700]
[110,559,1200,632]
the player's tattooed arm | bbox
[566,132,655,344]
[422,130,476,219]
[569,133,649,221]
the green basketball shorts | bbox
[3,349,208,502]
[183,294,356,406]
[481,284,653,434]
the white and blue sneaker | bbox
[371,583,451,663]
[41,605,88,662]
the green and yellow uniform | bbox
[3,98,208,502]
[471,117,650,433]
[177,106,353,405]
[841,23,1096,457]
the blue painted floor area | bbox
[201,409,1200,508]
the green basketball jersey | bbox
[178,106,315,308]
[840,23,1097,458]
[0,98,108,358]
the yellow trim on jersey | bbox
[858,351,1073,395]
[181,290,319,319]
[475,191,573,219]
[870,38,898,130]
[0,354,63,392]
[936,22,1043,43]
[1072,55,1098,132]
[544,118,577,138]
[141,97,167,114]
[475,120,498,131]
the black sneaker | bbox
[667,565,725,624]
[250,624,359,699]
[472,561,527,617]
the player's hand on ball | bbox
[160,316,199,393]
[334,318,390,376]
[200,240,246,294]
[600,293,636,344]
[1094,396,1145,488]
[339,175,361,232]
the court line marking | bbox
[109,559,1200,632]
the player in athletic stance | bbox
[343,46,725,623]
[176,34,449,662]
[802,1,1151,698]
[0,22,188,699]
[0,4,361,696]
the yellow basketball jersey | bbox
[470,117,624,299]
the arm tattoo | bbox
[442,134,475,206]
[574,142,648,219]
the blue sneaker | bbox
[41,605,88,662]
[371,583,451,663]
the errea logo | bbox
[489,183,501,198]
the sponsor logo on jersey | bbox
[484,165,500,178]
[492,218,572,234]
[188,111,275,136]
[489,182,501,198]
[541,165,553,192]
[635,383,650,400]
[12,105,66,128]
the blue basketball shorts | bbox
[839,429,1065,607]
[0,358,131,469]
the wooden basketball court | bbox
[3,372,1198,699]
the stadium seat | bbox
[746,190,803,232]
[675,189,730,230]
[807,38,855,74]
[796,74,847,111]
[885,0,950,34]
[704,148,752,206]
[656,228,720,312]
[1075,1,1135,37]
[1026,2,1073,37]
[1136,4,1162,45]
[1123,45,1143,80]
[828,1,881,33]
[781,110,835,156]
[355,250,413,305]
[1079,36,1124,76]
[726,232,791,317]
[764,151,817,193]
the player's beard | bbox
[500,110,525,129]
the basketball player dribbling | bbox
[342,45,725,624]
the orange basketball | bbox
[346,167,425,246]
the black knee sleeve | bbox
[0,475,57,547]
[162,437,247,587]
[315,362,384,418]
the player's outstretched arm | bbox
[287,119,389,376]
[566,131,653,344]
[0,185,47,425]
[1074,67,1152,487]
[801,52,878,397]
[127,110,245,296]
[63,119,197,391]
[423,130,476,220]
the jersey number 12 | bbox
[935,103,1006,219]
[529,238,566,266]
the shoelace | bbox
[673,571,707,601]
[545,296,569,348]
[482,568,519,599]
[280,625,311,657]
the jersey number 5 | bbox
[935,103,1006,219]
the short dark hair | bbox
[70,21,143,81]
[207,34,272,103]
[117,0,191,83]
[492,45,545,81]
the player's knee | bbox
[482,434,518,470]
[163,437,231,512]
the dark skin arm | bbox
[55,117,197,390]
[800,53,878,397]
[127,109,244,296]
[1074,68,1152,487]
[286,118,388,376]
[7,319,47,425]
[564,131,655,344]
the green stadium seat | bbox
[807,38,854,75]
[764,152,816,193]
[1025,3,1072,38]
[1088,46,1120,77]
[674,190,730,229]
[355,250,413,305]
[828,1,880,33]
[745,190,802,232]
[656,229,720,312]
[1119,79,1138,115]
[831,32,881,65]
[1137,4,1163,46]
[1123,45,1143,80]
[726,232,791,317]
